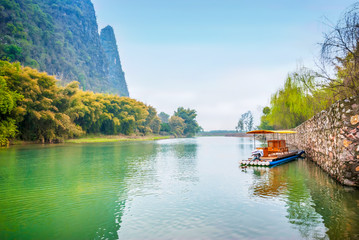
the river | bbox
[0,137,358,239]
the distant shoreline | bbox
[197,132,251,137]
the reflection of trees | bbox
[238,137,247,152]
[237,137,257,156]
[283,163,327,239]
[249,161,327,239]
[173,142,197,159]
[250,159,359,239]
[172,142,198,183]
[0,142,160,240]
[52,142,160,240]
[303,160,359,239]
[104,142,160,239]
[250,167,287,198]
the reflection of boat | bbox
[239,130,305,167]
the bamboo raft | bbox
[240,150,305,167]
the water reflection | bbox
[249,162,327,239]
[116,139,199,239]
[237,137,257,153]
[303,160,359,239]
[172,142,198,183]
[248,159,359,239]
[250,166,287,198]
[0,142,161,240]
[110,139,199,238]
[106,142,160,239]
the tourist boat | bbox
[239,130,305,167]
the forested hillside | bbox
[0,0,129,96]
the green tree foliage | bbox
[258,107,274,130]
[0,0,53,66]
[0,60,83,143]
[158,112,169,123]
[169,116,185,137]
[66,91,150,136]
[0,60,159,145]
[160,122,171,134]
[144,106,161,135]
[174,107,201,137]
[261,68,335,129]
[158,112,171,135]
[0,75,22,146]
[0,0,112,93]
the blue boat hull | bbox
[269,150,305,166]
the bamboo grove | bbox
[0,60,201,146]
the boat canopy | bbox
[246,130,296,134]
[246,130,275,134]
[274,130,296,134]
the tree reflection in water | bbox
[248,159,359,239]
[302,160,359,240]
[172,142,198,183]
[93,142,160,239]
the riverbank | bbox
[7,135,172,146]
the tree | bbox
[236,111,254,132]
[320,3,359,97]
[258,107,274,130]
[246,112,254,132]
[0,60,158,144]
[235,119,244,132]
[169,116,185,137]
[174,107,201,137]
[263,68,333,129]
[160,123,171,134]
[144,106,161,135]
[0,60,83,143]
[0,76,22,146]
[158,112,169,123]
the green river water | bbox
[0,137,358,239]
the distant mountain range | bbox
[0,0,129,96]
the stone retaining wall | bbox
[277,96,359,187]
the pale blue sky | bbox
[92,0,356,130]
